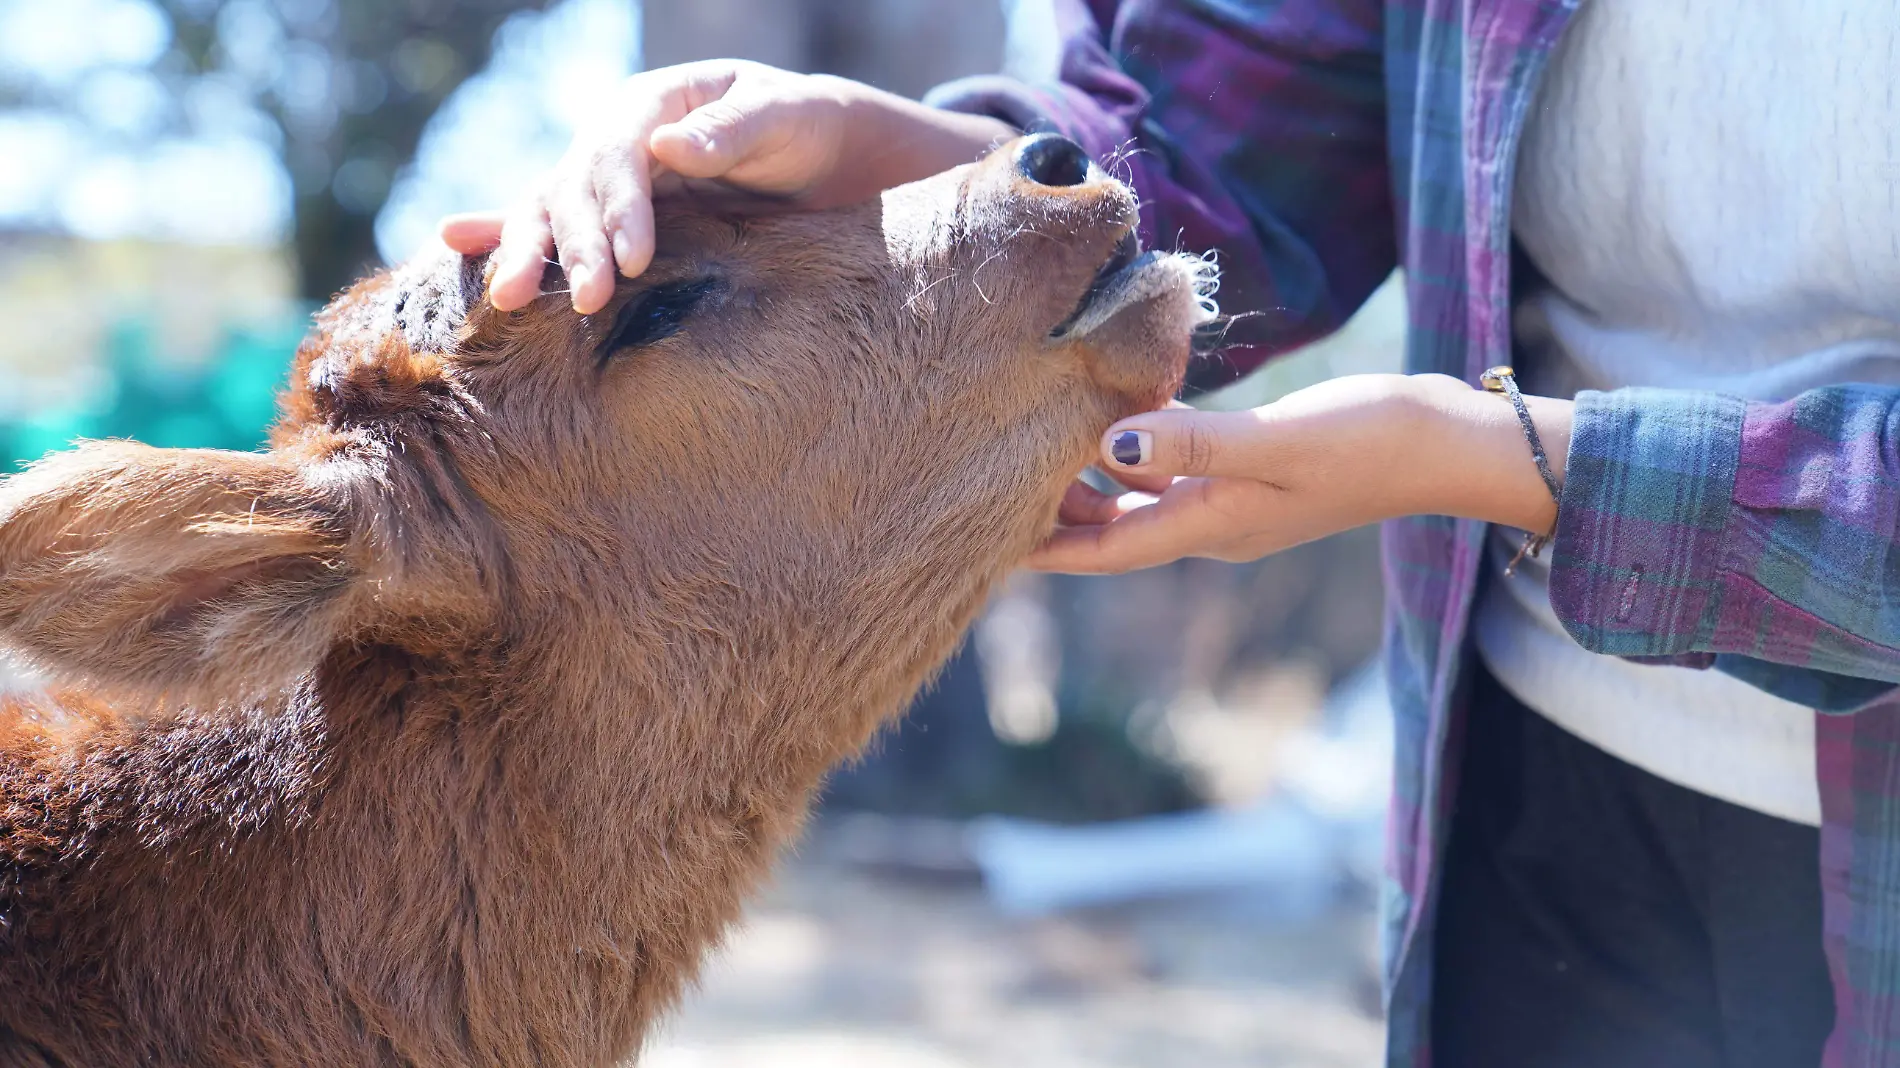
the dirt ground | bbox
[642,855,1385,1068]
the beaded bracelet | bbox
[1480,365,1562,577]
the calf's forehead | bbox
[650,205,895,282]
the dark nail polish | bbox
[1111,430,1145,467]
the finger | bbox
[1033,474,1283,574]
[1055,480,1112,526]
[1026,519,1180,575]
[1102,399,1197,491]
[650,88,801,183]
[1026,486,1227,574]
[592,139,658,280]
[488,196,556,312]
[544,172,617,315]
[1055,480,1156,527]
[1095,464,1174,496]
[1095,401,1191,494]
[1098,407,1276,480]
[439,211,506,254]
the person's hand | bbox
[438,59,1016,315]
[1028,374,1575,574]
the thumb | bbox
[437,211,505,254]
[650,88,803,181]
[1100,407,1270,479]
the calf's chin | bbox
[0,136,1214,1067]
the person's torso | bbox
[1475,0,1900,827]
[1513,0,1900,401]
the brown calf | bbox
[0,135,1215,1067]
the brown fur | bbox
[0,140,1209,1067]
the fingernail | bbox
[612,229,634,272]
[1110,430,1151,467]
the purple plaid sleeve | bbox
[1551,386,1900,706]
[925,0,1396,392]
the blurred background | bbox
[0,1,1404,1063]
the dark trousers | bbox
[1432,667,1836,1068]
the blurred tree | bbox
[158,0,554,302]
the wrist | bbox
[1403,374,1572,531]
[827,78,1017,189]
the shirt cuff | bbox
[1547,387,1746,659]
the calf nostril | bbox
[1016,134,1092,188]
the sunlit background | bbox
[0,2,1404,1064]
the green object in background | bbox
[1,312,310,471]
[208,324,308,437]
[5,412,96,469]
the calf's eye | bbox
[597,278,722,368]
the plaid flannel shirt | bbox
[931,2,1900,1064]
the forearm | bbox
[1401,375,1573,535]
[824,77,1017,200]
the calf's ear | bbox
[0,441,361,703]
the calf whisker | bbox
[904,267,960,312]
[970,249,1008,305]
[1100,139,1152,185]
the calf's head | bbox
[0,134,1216,719]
